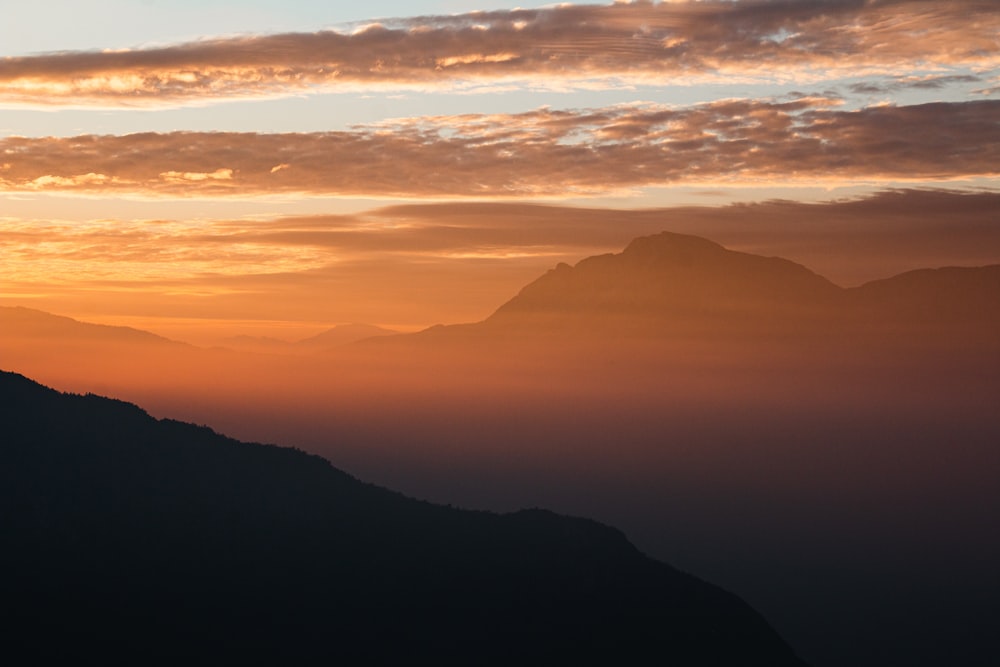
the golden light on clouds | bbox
[0,0,997,338]
[1,6,998,666]
[2,98,998,198]
[0,1,996,106]
[0,216,330,287]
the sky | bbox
[1,0,998,340]
[3,7,999,663]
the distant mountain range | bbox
[1,230,997,666]
[222,323,399,354]
[0,305,183,345]
[0,370,804,665]
[3,230,997,353]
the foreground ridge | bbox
[0,370,805,666]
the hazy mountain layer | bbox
[0,370,804,666]
[1,231,997,667]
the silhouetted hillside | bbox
[0,370,805,666]
[2,233,998,667]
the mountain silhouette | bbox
[850,265,1000,324]
[1,233,998,666]
[402,230,998,352]
[0,306,182,345]
[0,370,805,666]
[5,232,997,353]
[490,232,841,325]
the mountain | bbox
[389,231,997,359]
[0,306,249,398]
[0,306,180,345]
[483,232,843,334]
[298,322,399,347]
[2,233,998,666]
[0,370,805,666]
[218,333,297,353]
[222,323,399,354]
[850,265,1000,324]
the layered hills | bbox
[1,231,997,666]
[4,230,997,352]
[0,370,804,666]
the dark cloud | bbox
[0,1,996,105]
[2,99,997,196]
[848,74,984,95]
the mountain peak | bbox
[487,231,840,330]
[622,231,727,259]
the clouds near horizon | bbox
[1,0,996,106]
[3,190,999,334]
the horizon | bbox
[3,3,999,667]
[2,0,998,341]
[4,199,1000,346]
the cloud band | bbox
[1,98,997,197]
[1,0,997,106]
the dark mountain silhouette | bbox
[0,370,805,666]
[1,233,998,667]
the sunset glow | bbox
[2,0,998,338]
[2,5,999,665]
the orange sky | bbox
[4,7,998,666]
[1,0,998,342]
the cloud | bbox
[159,168,234,183]
[1,99,997,197]
[848,74,984,95]
[0,215,330,286]
[0,1,997,106]
[25,172,121,188]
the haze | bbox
[2,2,998,666]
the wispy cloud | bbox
[2,99,997,197]
[1,0,996,106]
[847,74,984,95]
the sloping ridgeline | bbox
[0,371,805,665]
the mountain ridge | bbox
[0,369,805,665]
[4,231,998,348]
[487,231,842,326]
